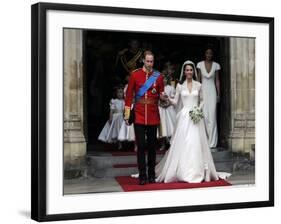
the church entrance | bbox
[83,30,230,152]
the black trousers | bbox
[134,124,158,180]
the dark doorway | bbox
[84,30,229,152]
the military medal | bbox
[151,82,157,94]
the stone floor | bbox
[64,176,123,194]
[64,146,255,195]
[64,169,255,195]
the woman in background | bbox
[158,75,176,151]
[197,46,221,149]
[118,75,137,151]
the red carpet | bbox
[115,176,231,192]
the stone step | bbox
[89,167,139,178]
[87,149,234,177]
[87,154,164,169]
[212,150,233,161]
[87,150,232,169]
[88,160,233,178]
[214,161,233,173]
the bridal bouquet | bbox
[189,106,204,124]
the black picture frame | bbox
[31,2,274,222]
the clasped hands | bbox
[160,92,169,102]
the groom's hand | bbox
[159,92,168,101]
[125,119,130,126]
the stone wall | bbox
[63,29,87,178]
[228,37,255,153]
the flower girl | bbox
[118,76,137,151]
[158,76,177,150]
[98,87,125,148]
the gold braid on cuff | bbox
[124,106,131,120]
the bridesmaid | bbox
[196,46,221,149]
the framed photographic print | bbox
[31,2,274,222]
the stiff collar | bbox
[142,67,153,75]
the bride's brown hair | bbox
[179,63,196,84]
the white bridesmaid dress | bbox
[98,98,124,143]
[118,84,136,142]
[197,61,220,148]
[158,85,177,138]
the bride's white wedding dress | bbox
[155,80,230,183]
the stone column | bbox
[229,37,255,153]
[63,29,87,178]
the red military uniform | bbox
[124,68,164,125]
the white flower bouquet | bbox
[189,106,204,124]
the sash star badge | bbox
[151,88,157,94]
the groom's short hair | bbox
[143,50,154,59]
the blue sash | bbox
[135,70,161,102]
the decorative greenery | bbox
[189,106,204,124]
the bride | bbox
[155,60,230,183]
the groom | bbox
[124,50,166,185]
